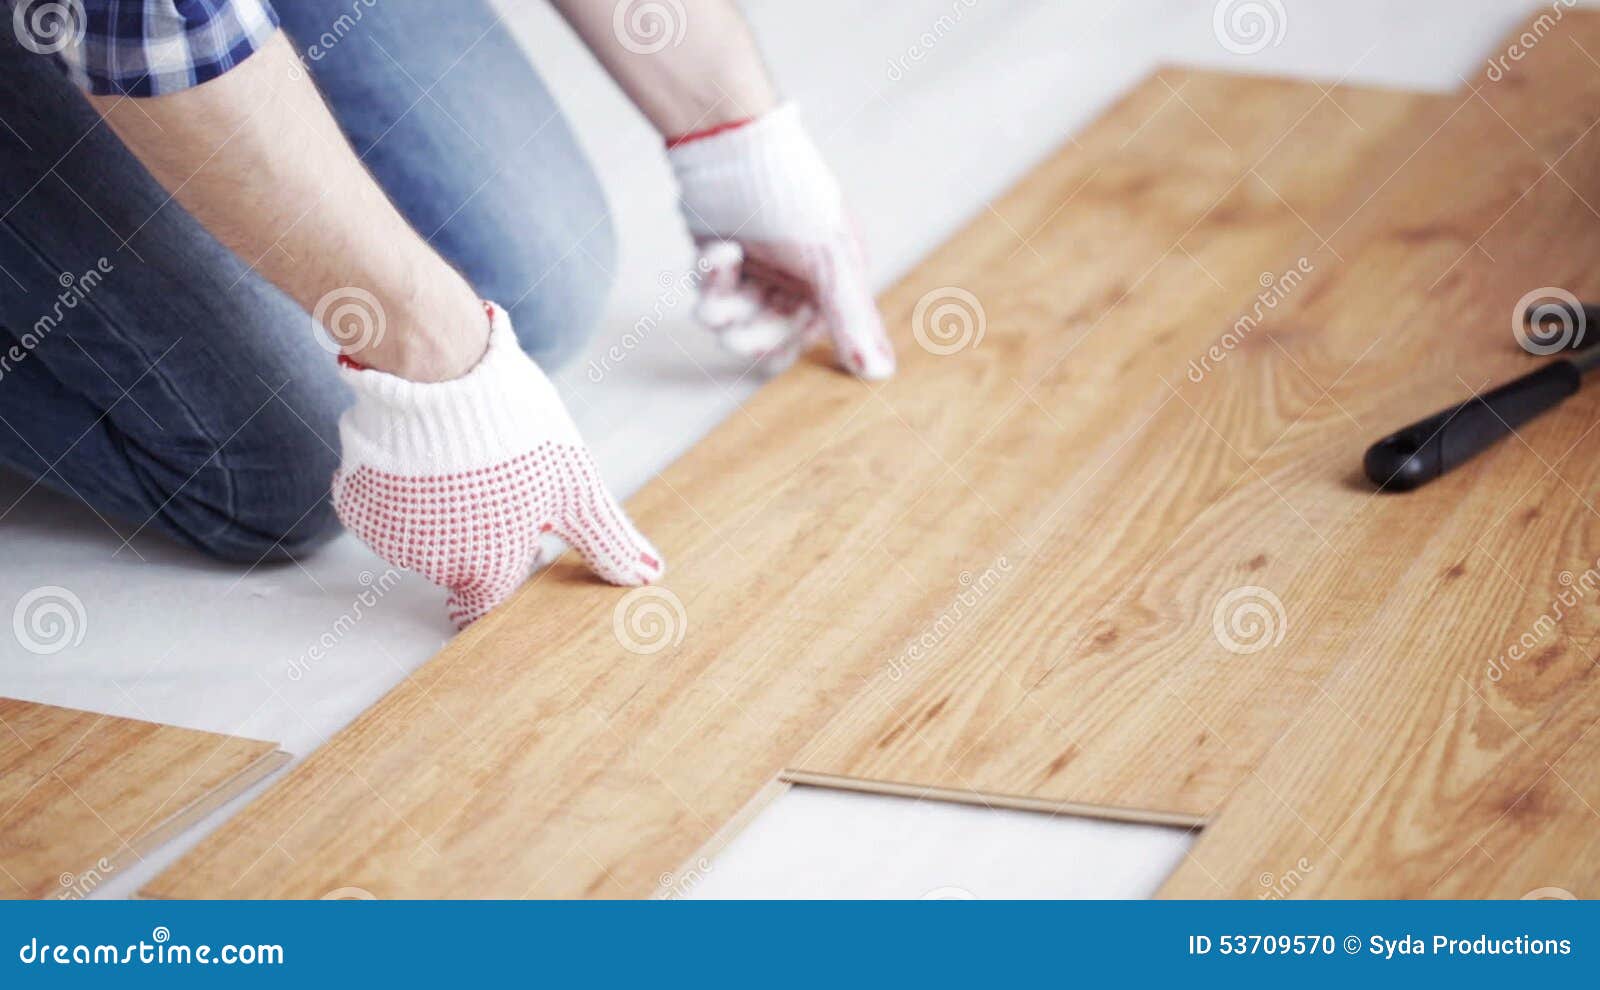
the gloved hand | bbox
[332,303,663,629]
[668,104,895,380]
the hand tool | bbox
[1364,301,1600,491]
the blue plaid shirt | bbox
[9,0,280,97]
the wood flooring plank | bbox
[1152,11,1600,898]
[0,698,283,899]
[793,11,1600,826]
[143,69,1436,899]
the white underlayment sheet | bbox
[682,786,1192,900]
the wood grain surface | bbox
[1158,12,1600,898]
[793,12,1600,825]
[144,64,1447,898]
[0,698,284,899]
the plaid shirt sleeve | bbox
[11,0,281,97]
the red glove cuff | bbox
[665,118,755,149]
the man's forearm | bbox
[88,31,485,381]
[550,0,777,136]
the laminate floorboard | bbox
[1160,11,1600,898]
[0,698,284,900]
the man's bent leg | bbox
[0,29,345,562]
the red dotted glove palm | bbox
[332,304,662,628]
[669,104,895,380]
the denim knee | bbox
[149,442,342,563]
[139,387,346,564]
[477,205,618,373]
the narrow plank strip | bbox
[1157,11,1600,898]
[146,69,1438,899]
[0,698,283,899]
[781,770,1202,828]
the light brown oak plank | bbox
[793,11,1600,825]
[0,698,284,899]
[1160,412,1600,898]
[1152,11,1600,898]
[144,69,1435,899]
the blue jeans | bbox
[0,3,615,562]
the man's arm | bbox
[85,26,662,625]
[551,0,896,379]
[547,0,776,136]
[88,32,486,382]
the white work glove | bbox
[332,303,663,628]
[668,104,896,380]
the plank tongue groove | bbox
[144,66,1448,899]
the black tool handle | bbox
[1364,360,1583,491]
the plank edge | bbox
[133,750,291,900]
[780,770,1206,829]
[652,776,793,899]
